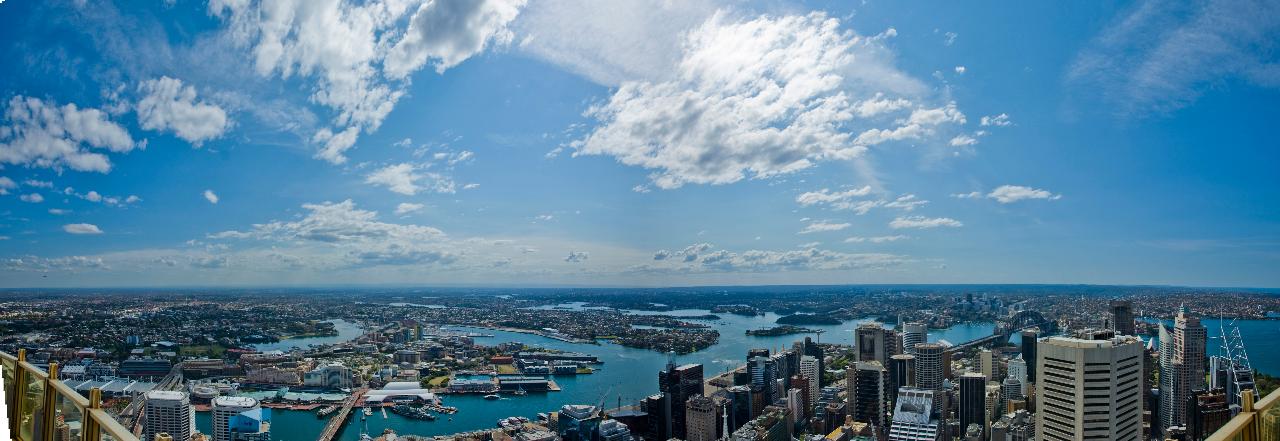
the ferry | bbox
[315,405,338,418]
[391,405,437,421]
[483,394,501,400]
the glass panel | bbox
[1260,406,1280,441]
[20,371,45,441]
[54,391,85,441]
[100,425,118,441]
[3,358,14,423]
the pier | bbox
[316,387,369,441]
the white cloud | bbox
[63,223,104,235]
[366,163,456,196]
[1067,0,1280,113]
[889,216,962,229]
[844,235,908,243]
[20,193,43,203]
[394,202,425,215]
[986,185,1061,203]
[564,250,589,262]
[634,243,906,273]
[48,208,71,215]
[980,113,1011,126]
[944,31,958,46]
[0,96,139,173]
[535,214,554,221]
[951,191,983,199]
[851,93,913,118]
[796,186,873,207]
[203,189,219,204]
[462,183,480,190]
[209,0,526,164]
[85,191,103,202]
[136,76,230,145]
[572,11,945,189]
[799,221,852,234]
[0,177,15,195]
[23,179,53,188]
[385,0,526,77]
[949,135,978,146]
[954,66,966,74]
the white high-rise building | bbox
[1160,304,1207,433]
[888,387,940,441]
[902,322,927,356]
[211,396,260,441]
[1006,357,1028,396]
[144,391,194,441]
[1035,333,1144,441]
[799,356,820,405]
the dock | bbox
[316,388,368,441]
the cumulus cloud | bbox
[0,96,139,173]
[136,76,230,145]
[20,193,44,203]
[796,186,873,207]
[572,11,953,189]
[951,191,982,199]
[3,255,108,272]
[986,185,1061,203]
[23,179,52,188]
[980,113,1011,126]
[634,243,906,273]
[209,0,526,164]
[652,243,713,262]
[949,135,978,146]
[954,66,966,74]
[395,202,425,215]
[365,163,456,196]
[0,177,14,195]
[889,216,962,229]
[564,251,589,263]
[385,0,525,77]
[799,221,852,234]
[203,189,219,204]
[63,223,104,235]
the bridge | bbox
[945,310,1055,355]
[316,387,370,441]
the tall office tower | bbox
[211,396,259,441]
[855,323,891,365]
[686,395,720,441]
[726,386,753,432]
[889,354,916,400]
[1034,334,1144,441]
[748,355,779,405]
[1111,300,1136,336]
[979,349,1000,381]
[902,322,927,356]
[913,343,945,391]
[1002,376,1024,412]
[801,337,826,386]
[848,361,890,431]
[640,394,667,441]
[659,362,704,440]
[598,419,634,441]
[799,356,820,403]
[1186,388,1230,440]
[985,383,1004,431]
[145,391,194,441]
[791,374,812,419]
[1160,305,1207,433]
[558,405,602,441]
[989,409,1035,441]
[1020,328,1039,384]
[957,373,986,437]
[777,350,798,389]
[887,388,941,441]
[1006,357,1028,396]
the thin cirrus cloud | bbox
[889,216,962,229]
[799,221,852,234]
[953,185,1061,203]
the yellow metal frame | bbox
[1205,388,1280,441]
[2,350,140,441]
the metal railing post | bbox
[85,388,102,441]
[41,363,58,441]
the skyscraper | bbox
[887,388,941,441]
[659,362,704,440]
[1006,356,1028,397]
[211,396,259,441]
[801,337,826,386]
[748,354,777,405]
[957,372,986,437]
[901,322,927,356]
[1111,300,1136,336]
[1186,388,1230,440]
[979,349,999,381]
[912,343,945,391]
[1160,305,1207,433]
[855,323,891,365]
[799,356,820,404]
[888,354,915,405]
[1020,328,1039,384]
[1034,333,1144,441]
[848,361,889,431]
[144,391,194,441]
[685,395,719,441]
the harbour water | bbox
[197,307,1278,440]
[251,319,367,352]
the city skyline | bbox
[2,0,1279,288]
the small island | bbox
[746,325,817,336]
[775,313,842,325]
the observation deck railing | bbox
[2,349,140,441]
[1207,387,1280,441]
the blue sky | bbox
[1,0,1277,288]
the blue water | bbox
[251,319,366,352]
[1140,317,1280,367]
[202,309,1269,440]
